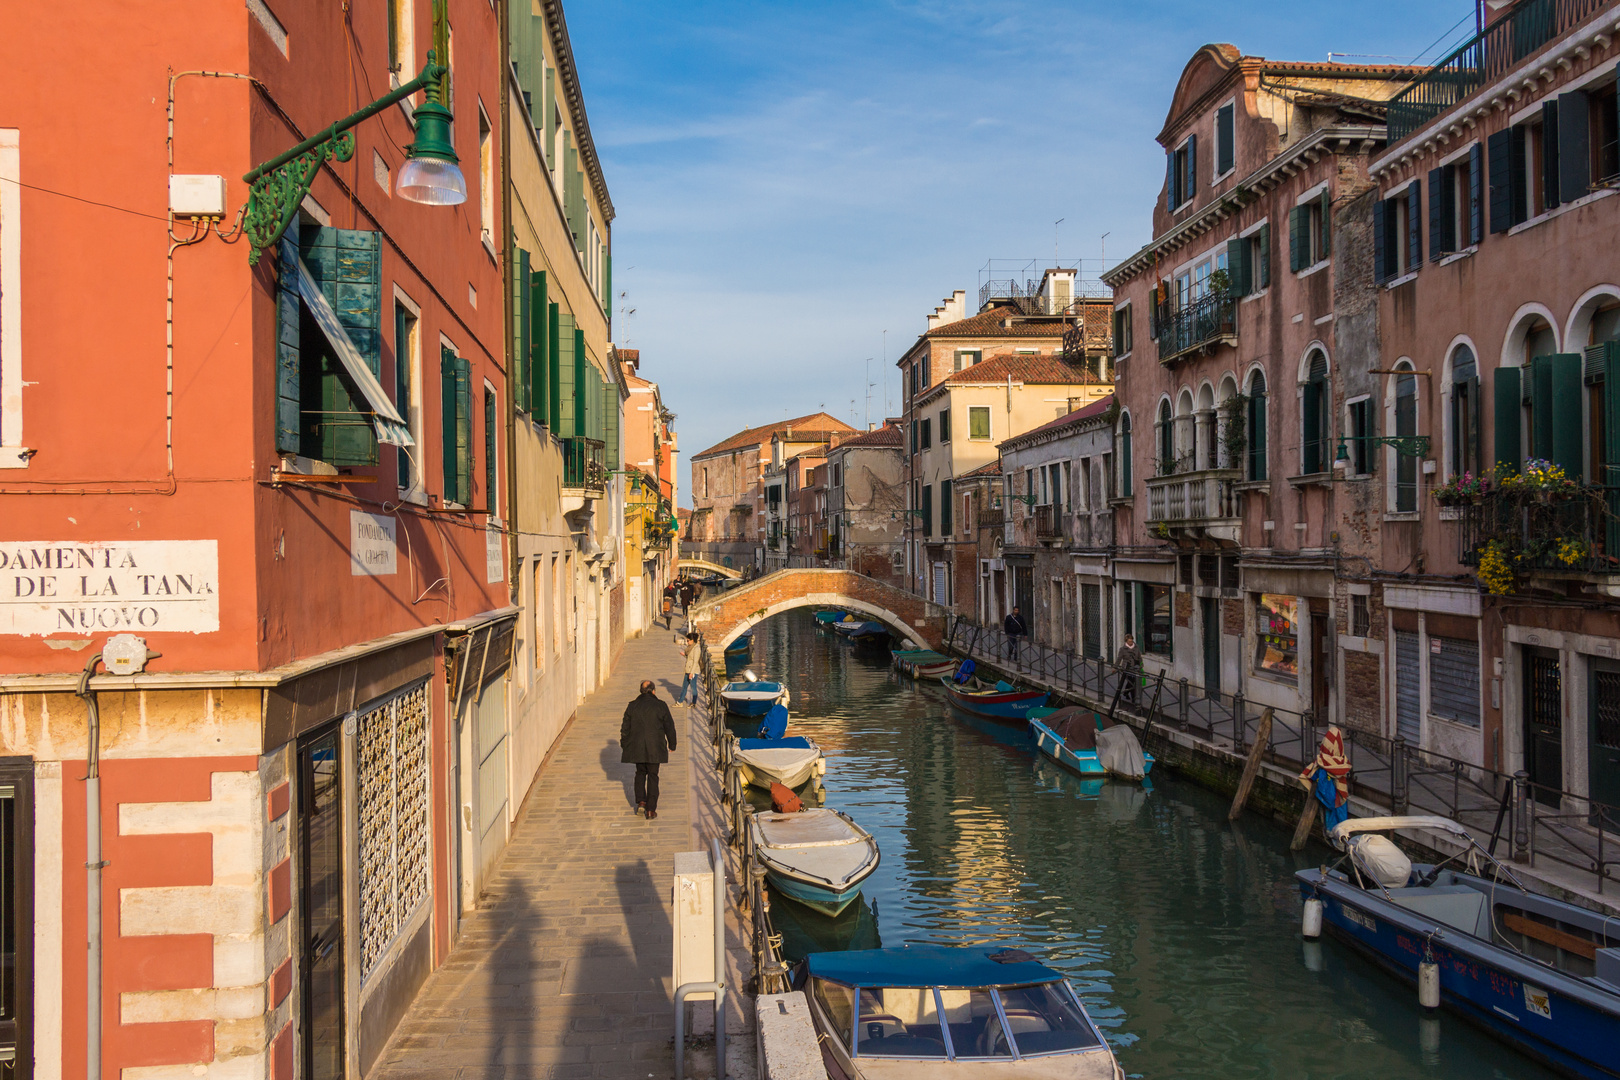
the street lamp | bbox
[1332,433,1431,476]
[241,0,464,262]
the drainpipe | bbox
[75,652,105,1080]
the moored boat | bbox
[719,678,787,717]
[732,735,825,790]
[1028,707,1153,781]
[1297,815,1620,1080]
[832,619,889,640]
[891,648,960,680]
[815,609,851,625]
[940,677,1049,723]
[748,808,880,917]
[723,632,753,658]
[794,945,1121,1078]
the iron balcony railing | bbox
[561,437,606,495]
[1154,293,1236,363]
[1387,0,1615,142]
[976,508,1006,530]
[1457,488,1620,573]
[1033,505,1067,543]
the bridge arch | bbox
[676,557,743,580]
[688,568,946,653]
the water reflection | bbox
[748,609,1558,1080]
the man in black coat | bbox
[1004,606,1028,661]
[621,680,678,820]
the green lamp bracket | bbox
[1333,433,1431,471]
[1007,492,1039,506]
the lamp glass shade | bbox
[396,156,467,205]
[1332,440,1350,472]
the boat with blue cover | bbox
[1297,815,1620,1080]
[1028,706,1154,781]
[749,807,880,917]
[815,609,851,625]
[794,945,1121,1078]
[719,677,786,717]
[732,735,825,790]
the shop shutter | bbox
[1469,143,1485,245]
[1430,636,1481,728]
[932,563,947,606]
[1543,99,1562,211]
[1372,199,1389,284]
[1559,90,1591,204]
[1227,237,1250,297]
[1551,353,1584,481]
[1395,630,1422,743]
[529,269,548,423]
[513,248,530,413]
[547,302,561,431]
[1488,129,1513,233]
[1288,205,1305,272]
[1216,104,1234,175]
[556,312,575,436]
[275,243,301,453]
[1406,180,1422,268]
[1603,341,1620,556]
[1257,223,1271,287]
[1493,366,1522,473]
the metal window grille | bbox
[1197,554,1220,587]
[358,678,432,979]
[1595,671,1620,749]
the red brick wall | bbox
[1343,651,1382,734]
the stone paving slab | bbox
[372,618,756,1080]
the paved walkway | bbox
[372,620,755,1080]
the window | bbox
[1225,224,1270,299]
[1255,594,1298,677]
[1373,181,1421,283]
[1450,346,1481,481]
[532,559,545,674]
[441,342,472,505]
[810,980,855,1051]
[1301,351,1330,475]
[1138,583,1172,657]
[1429,147,1483,258]
[955,349,980,371]
[919,418,931,449]
[968,406,990,440]
[387,0,415,87]
[1215,101,1235,177]
[478,106,494,246]
[941,479,953,535]
[1350,593,1370,638]
[1118,413,1133,496]
[1496,90,1612,222]
[909,362,918,399]
[920,355,930,387]
[832,463,841,487]
[394,299,421,493]
[484,385,498,514]
[1113,303,1132,356]
[1394,362,1418,512]
[1157,399,1173,474]
[1167,134,1197,210]
[1289,189,1331,272]
[1347,397,1375,476]
[938,409,950,442]
[921,484,933,537]
[1246,370,1268,481]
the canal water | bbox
[735,609,1558,1080]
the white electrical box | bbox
[169,174,227,217]
[673,849,715,1002]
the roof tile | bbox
[691,412,855,459]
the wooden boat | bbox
[732,736,825,790]
[748,808,880,917]
[890,648,959,680]
[719,679,786,717]
[794,945,1120,1078]
[1028,706,1154,780]
[939,677,1048,723]
[1299,816,1620,1080]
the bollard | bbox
[1392,735,1409,816]
[1178,677,1190,729]
[1232,692,1246,755]
[1513,770,1531,864]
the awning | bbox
[283,239,414,448]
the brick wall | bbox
[691,568,945,650]
[1343,650,1382,734]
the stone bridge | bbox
[688,568,948,651]
[675,557,743,579]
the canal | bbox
[736,609,1558,1080]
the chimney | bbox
[868,422,876,431]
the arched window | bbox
[1157,399,1173,475]
[1395,362,1418,512]
[1449,345,1480,480]
[1301,350,1330,474]
[1247,370,1267,481]
[1119,412,1134,496]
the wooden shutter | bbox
[1406,180,1422,269]
[1288,206,1304,272]
[1509,125,1528,226]
[1603,342,1620,556]
[1226,237,1250,296]
[1372,198,1388,284]
[1550,353,1584,480]
[574,327,588,439]
[1165,150,1177,209]
[1494,366,1521,473]
[1428,167,1449,259]
[547,302,561,431]
[1121,423,1133,495]
[1468,374,1483,477]
[543,67,557,170]
[1319,189,1331,258]
[513,247,530,413]
[529,269,548,424]
[455,356,471,506]
[304,227,382,466]
[1543,99,1562,211]
[484,386,497,509]
[921,484,933,538]
[605,373,619,468]
[1529,355,1554,461]
[1559,91,1591,204]
[556,312,576,436]
[441,344,460,502]
[1216,104,1234,175]
[1186,133,1197,195]
[564,132,584,252]
[604,252,612,317]
[1302,370,1322,474]
[1248,389,1267,481]
[275,240,301,453]
[1487,129,1514,233]
[1257,223,1270,287]
[941,479,952,535]
[1469,144,1485,245]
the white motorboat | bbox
[719,678,788,717]
[732,736,825,790]
[749,808,880,916]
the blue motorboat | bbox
[1028,706,1154,781]
[793,945,1120,1078]
[1297,815,1620,1080]
[940,676,1048,724]
[719,678,786,717]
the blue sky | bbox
[564,2,1475,504]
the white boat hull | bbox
[734,745,823,790]
[749,808,879,916]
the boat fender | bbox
[1418,946,1440,1009]
[813,758,826,777]
[770,782,803,814]
[1302,897,1323,939]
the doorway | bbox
[299,725,345,1080]
[1201,597,1221,696]
[1081,584,1101,660]
[1590,661,1620,811]
[1524,647,1563,805]
[1309,611,1331,721]
[1012,565,1034,627]
[1049,579,1064,647]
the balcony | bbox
[1155,294,1236,365]
[1144,468,1243,542]
[1458,489,1620,577]
[976,508,1006,530]
[1034,505,1068,545]
[561,436,606,503]
[1388,0,1614,142]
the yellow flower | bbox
[1478,541,1516,595]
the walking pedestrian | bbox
[662,581,678,630]
[1115,633,1141,709]
[679,632,702,706]
[679,578,695,618]
[620,679,677,820]
[1004,606,1027,662]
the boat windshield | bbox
[854,987,949,1058]
[996,982,1103,1055]
[811,979,855,1051]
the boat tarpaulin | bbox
[804,945,1062,989]
[756,703,788,739]
[1096,722,1146,779]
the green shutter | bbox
[1257,223,1271,288]
[940,479,952,535]
[1302,379,1321,474]
[605,373,619,469]
[1531,355,1555,461]
[1373,198,1389,284]
[1428,168,1446,260]
[1550,353,1584,480]
[1319,189,1331,258]
[455,354,472,506]
[1287,206,1302,271]
[543,67,557,171]
[1227,237,1250,297]
[275,241,301,454]
[564,133,584,254]
[547,302,561,430]
[1494,366,1522,473]
[921,484,932,538]
[529,269,548,423]
[1603,342,1620,555]
[574,327,588,438]
[301,227,382,465]
[604,252,612,318]
[394,303,412,489]
[442,344,459,501]
[484,386,497,509]
[513,247,530,413]
[1407,181,1423,267]
[556,312,576,436]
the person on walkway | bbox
[679,578,696,619]
[679,632,702,705]
[620,679,677,820]
[1004,606,1027,661]
[662,581,678,630]
[1115,633,1141,709]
